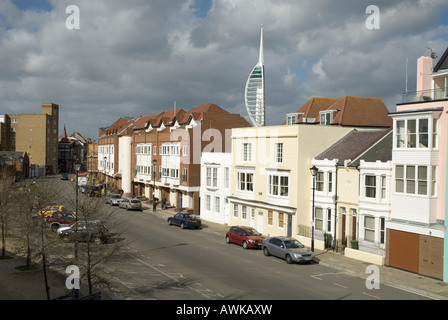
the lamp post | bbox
[153,159,157,211]
[310,165,318,252]
[74,159,82,259]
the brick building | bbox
[131,103,251,214]
[1,103,59,176]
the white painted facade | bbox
[357,160,392,256]
[200,152,232,225]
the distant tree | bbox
[0,168,15,259]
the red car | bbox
[47,211,76,232]
[225,226,265,249]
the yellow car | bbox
[38,205,65,218]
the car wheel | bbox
[263,247,270,256]
[168,219,172,225]
[181,223,186,229]
[285,254,293,264]
[242,241,248,249]
[226,236,231,244]
[51,224,60,232]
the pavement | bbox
[1,203,448,300]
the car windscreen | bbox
[244,228,260,236]
[284,239,304,249]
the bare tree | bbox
[60,183,129,296]
[0,167,16,259]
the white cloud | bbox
[0,0,447,137]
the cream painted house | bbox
[228,125,353,245]
[312,129,391,254]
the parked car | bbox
[59,222,110,244]
[47,211,76,232]
[119,198,142,211]
[110,197,124,206]
[106,194,122,205]
[167,213,201,229]
[38,205,65,219]
[60,173,68,180]
[226,226,265,249]
[262,236,314,264]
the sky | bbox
[1,0,448,139]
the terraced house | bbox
[228,95,392,250]
[104,104,251,214]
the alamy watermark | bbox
[65,265,80,290]
[365,265,380,289]
[66,5,80,30]
[365,5,380,30]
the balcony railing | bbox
[402,87,448,104]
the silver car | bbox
[262,236,314,264]
[119,198,142,211]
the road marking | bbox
[129,254,221,299]
[363,292,380,299]
[333,283,349,289]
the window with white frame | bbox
[275,143,283,163]
[206,195,211,211]
[242,143,252,162]
[380,175,387,199]
[225,167,229,188]
[364,216,375,242]
[395,118,436,149]
[327,209,332,232]
[233,204,238,217]
[206,167,218,188]
[395,164,432,196]
[286,113,296,125]
[315,207,323,230]
[215,197,220,213]
[238,171,254,192]
[242,206,247,219]
[365,175,376,198]
[316,171,324,191]
[431,166,437,196]
[268,174,289,197]
[320,111,332,125]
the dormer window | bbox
[319,111,333,125]
[286,113,297,125]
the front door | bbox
[257,211,264,233]
[287,214,292,237]
[250,209,255,228]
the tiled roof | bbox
[329,96,392,127]
[315,129,390,166]
[282,96,392,128]
[281,97,338,125]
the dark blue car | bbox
[167,213,202,229]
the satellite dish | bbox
[427,47,438,59]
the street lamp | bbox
[310,165,318,252]
[74,159,82,259]
[152,159,157,211]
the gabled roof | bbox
[315,129,390,166]
[433,47,448,72]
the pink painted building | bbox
[386,49,448,280]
